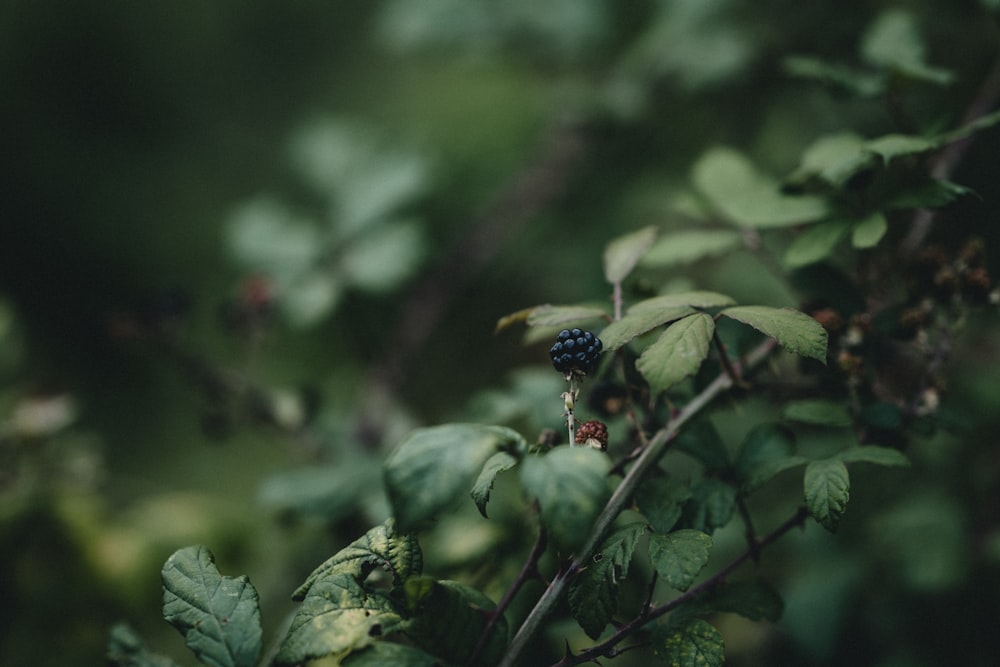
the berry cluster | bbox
[550,328,603,375]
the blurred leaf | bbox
[686,578,784,622]
[786,132,869,188]
[599,304,696,352]
[281,269,344,327]
[782,56,883,97]
[719,306,828,363]
[603,225,658,284]
[495,306,536,333]
[107,623,182,667]
[804,458,851,532]
[865,133,938,162]
[693,147,829,228]
[861,9,953,84]
[836,445,909,468]
[277,573,404,666]
[735,423,798,485]
[635,475,693,533]
[884,179,975,210]
[782,400,853,427]
[641,229,743,268]
[472,451,519,518]
[405,578,506,667]
[161,546,262,667]
[636,312,715,395]
[568,522,646,639]
[653,617,725,667]
[741,455,809,494]
[851,213,888,249]
[784,220,850,267]
[520,446,611,553]
[673,418,732,473]
[341,642,438,667]
[292,520,422,601]
[258,460,381,522]
[682,478,736,533]
[340,221,425,292]
[525,304,609,328]
[384,424,526,531]
[648,529,713,591]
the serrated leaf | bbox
[648,529,713,591]
[405,578,507,667]
[636,313,715,394]
[804,458,851,531]
[472,451,519,518]
[782,399,853,427]
[599,304,697,352]
[341,642,438,667]
[635,476,692,533]
[525,304,609,329]
[836,445,910,467]
[641,229,743,268]
[689,578,785,622]
[630,291,738,312]
[784,220,850,267]
[653,617,725,667]
[292,520,422,601]
[107,623,182,667]
[520,446,611,553]
[720,305,828,363]
[161,546,262,667]
[735,423,797,485]
[384,424,526,531]
[276,573,404,666]
[851,213,889,249]
[568,523,647,639]
[604,225,659,284]
[682,478,736,533]
[693,147,829,228]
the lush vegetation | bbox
[5,2,1000,666]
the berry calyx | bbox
[549,328,603,376]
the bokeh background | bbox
[3,1,1000,665]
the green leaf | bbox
[636,312,715,394]
[292,520,422,601]
[277,573,405,666]
[161,546,262,667]
[405,578,507,667]
[648,529,713,591]
[600,304,696,352]
[635,475,692,533]
[640,229,743,268]
[653,617,725,667]
[673,419,731,473]
[604,225,659,284]
[568,523,647,639]
[836,445,910,467]
[472,451,519,518]
[851,213,888,249]
[525,304,609,328]
[682,478,737,533]
[520,446,612,553]
[786,132,869,187]
[384,424,526,531]
[629,291,738,312]
[784,220,850,268]
[782,399,853,427]
[861,9,953,84]
[884,179,975,210]
[782,56,884,98]
[690,578,785,622]
[741,455,809,494]
[719,305,828,363]
[341,642,438,667]
[735,423,797,484]
[257,460,381,522]
[804,458,851,531]
[107,623,182,667]
[693,146,829,228]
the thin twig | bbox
[498,338,778,667]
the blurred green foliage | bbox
[3,1,1000,665]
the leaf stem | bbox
[498,338,777,667]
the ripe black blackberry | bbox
[549,328,603,376]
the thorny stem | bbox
[552,506,811,667]
[469,525,549,666]
[498,337,778,667]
